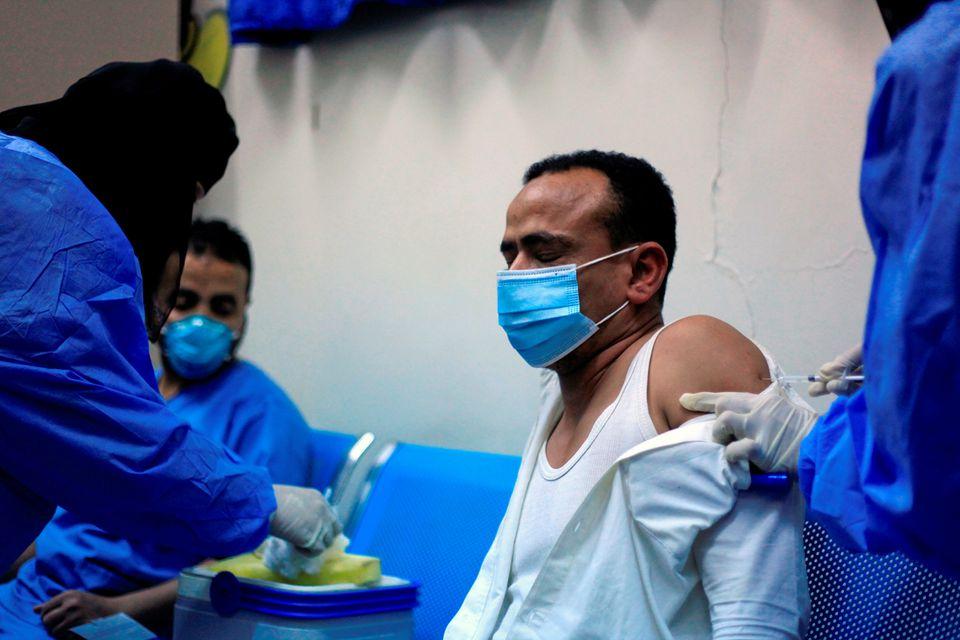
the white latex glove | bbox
[808,344,863,397]
[679,391,819,473]
[261,533,349,580]
[269,485,342,555]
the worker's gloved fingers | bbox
[302,502,343,555]
[712,392,760,416]
[725,438,760,465]
[680,392,722,413]
[826,378,862,396]
[807,380,830,397]
[297,534,330,558]
[811,376,860,397]
[304,515,343,554]
[288,544,320,569]
[819,343,864,378]
[836,344,864,370]
[712,402,752,444]
[271,485,326,548]
[818,360,846,378]
[681,391,757,415]
[262,536,310,578]
[716,409,751,440]
[327,517,344,545]
[302,524,340,556]
[712,418,737,445]
[271,484,343,555]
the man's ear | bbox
[235,310,248,343]
[230,312,248,359]
[626,242,668,306]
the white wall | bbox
[0,0,178,110]
[199,0,887,454]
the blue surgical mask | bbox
[497,245,638,368]
[161,315,237,380]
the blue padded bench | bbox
[346,442,521,640]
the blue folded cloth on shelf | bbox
[229,0,445,44]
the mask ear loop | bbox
[576,245,640,271]
[597,300,630,326]
[579,246,638,326]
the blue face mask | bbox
[161,315,237,380]
[497,245,638,368]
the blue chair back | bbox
[804,521,960,639]
[347,443,521,640]
[308,429,358,492]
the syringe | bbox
[764,374,864,383]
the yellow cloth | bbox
[208,551,381,586]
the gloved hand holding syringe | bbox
[765,343,865,396]
[683,344,866,474]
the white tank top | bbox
[493,327,666,639]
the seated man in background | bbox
[447,151,808,639]
[0,219,317,637]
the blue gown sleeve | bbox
[0,137,276,565]
[798,2,960,580]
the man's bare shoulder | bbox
[648,315,769,431]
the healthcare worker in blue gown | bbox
[0,218,320,637]
[0,59,339,624]
[681,0,960,581]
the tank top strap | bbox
[625,323,673,442]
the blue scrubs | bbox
[0,133,275,570]
[799,1,960,580]
[0,361,315,637]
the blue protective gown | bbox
[798,1,960,580]
[0,360,315,638]
[0,132,276,572]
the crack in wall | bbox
[705,0,759,338]
[778,246,872,273]
[708,0,730,265]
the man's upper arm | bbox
[649,316,769,431]
[693,485,809,639]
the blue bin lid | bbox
[210,571,420,620]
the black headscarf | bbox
[0,60,239,339]
[875,0,939,39]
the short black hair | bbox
[188,218,253,295]
[524,150,676,303]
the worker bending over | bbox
[0,60,338,601]
[0,219,320,637]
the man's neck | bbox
[556,311,664,426]
[158,370,186,401]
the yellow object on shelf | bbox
[184,9,231,89]
[208,551,382,587]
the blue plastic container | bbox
[173,568,419,640]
